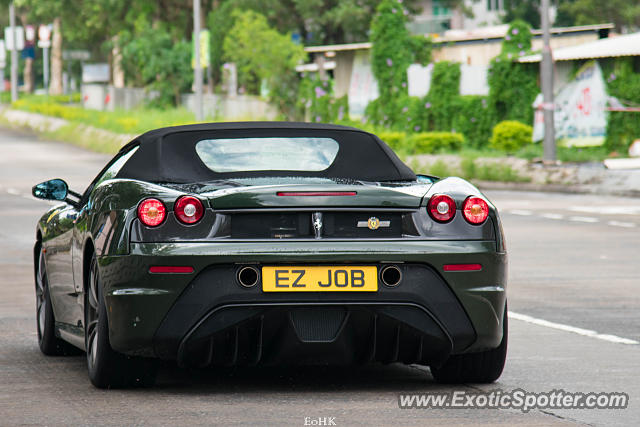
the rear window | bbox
[195,137,340,172]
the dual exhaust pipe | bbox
[236,265,403,288]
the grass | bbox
[514,143,612,163]
[2,94,615,172]
[10,95,200,135]
[410,156,530,183]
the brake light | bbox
[427,194,456,223]
[276,191,357,196]
[463,196,489,225]
[174,196,204,224]
[137,198,166,227]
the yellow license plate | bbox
[262,266,378,292]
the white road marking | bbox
[509,210,533,216]
[540,213,564,220]
[608,221,636,228]
[568,216,599,223]
[570,206,640,215]
[7,188,21,196]
[509,311,639,345]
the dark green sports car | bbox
[32,122,507,388]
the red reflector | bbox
[443,264,482,272]
[149,266,194,274]
[276,191,357,196]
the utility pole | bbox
[9,2,19,102]
[540,0,556,161]
[193,0,203,121]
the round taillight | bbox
[174,196,204,224]
[428,194,456,223]
[463,196,489,225]
[137,198,166,227]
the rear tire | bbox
[431,305,508,384]
[85,253,157,388]
[35,245,80,356]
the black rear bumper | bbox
[152,263,477,367]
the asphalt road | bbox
[1,127,638,426]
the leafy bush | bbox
[603,57,640,152]
[378,131,407,152]
[298,75,349,122]
[409,132,464,153]
[453,96,496,148]
[490,120,533,152]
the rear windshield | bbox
[195,137,340,172]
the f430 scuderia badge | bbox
[356,216,391,230]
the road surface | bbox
[0,127,638,426]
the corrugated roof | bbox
[519,32,640,63]
[304,23,614,53]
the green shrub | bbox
[378,131,408,152]
[410,131,464,153]
[603,57,640,152]
[427,159,451,177]
[490,120,533,152]
[453,96,496,148]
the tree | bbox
[502,0,542,28]
[366,0,414,127]
[556,0,640,32]
[120,26,193,106]
[487,21,539,124]
[223,10,306,117]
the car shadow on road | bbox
[145,362,443,394]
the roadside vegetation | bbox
[2,0,638,173]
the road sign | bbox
[38,24,52,48]
[191,29,210,69]
[38,24,52,42]
[62,50,90,61]
[4,26,24,51]
[25,25,35,42]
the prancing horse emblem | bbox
[312,212,323,239]
[367,217,380,230]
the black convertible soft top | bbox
[116,122,416,183]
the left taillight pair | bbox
[427,194,489,225]
[137,196,204,227]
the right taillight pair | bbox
[427,194,489,225]
[137,196,204,227]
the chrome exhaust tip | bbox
[380,265,402,287]
[237,266,260,288]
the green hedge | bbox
[603,57,640,153]
[378,130,464,154]
[490,120,533,152]
[409,132,464,153]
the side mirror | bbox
[32,179,69,201]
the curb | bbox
[476,180,640,198]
